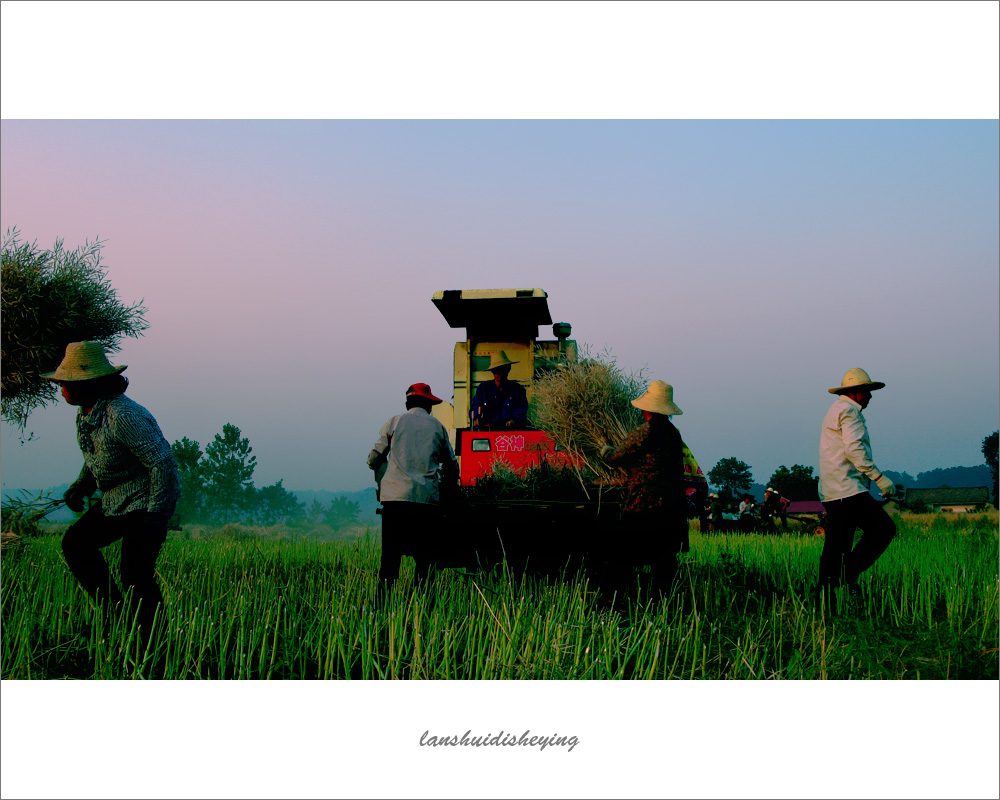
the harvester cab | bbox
[430,288,577,485]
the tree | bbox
[1,228,148,428]
[323,496,361,530]
[984,431,999,507]
[767,464,819,501]
[307,499,325,523]
[202,424,257,523]
[251,480,305,525]
[171,437,206,523]
[707,457,753,509]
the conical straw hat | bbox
[632,380,683,416]
[828,367,885,395]
[488,351,518,371]
[40,341,127,382]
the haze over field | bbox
[3,119,997,497]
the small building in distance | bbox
[902,486,991,513]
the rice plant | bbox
[2,511,996,680]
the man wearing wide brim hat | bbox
[41,341,180,636]
[817,367,897,598]
[469,350,529,431]
[367,382,459,589]
[601,380,687,595]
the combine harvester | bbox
[429,287,577,485]
[419,288,704,576]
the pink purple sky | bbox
[2,118,998,495]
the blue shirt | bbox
[469,379,529,430]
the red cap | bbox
[406,383,442,404]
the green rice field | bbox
[2,511,997,680]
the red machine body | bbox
[456,429,576,485]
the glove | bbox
[63,487,87,513]
[874,473,896,497]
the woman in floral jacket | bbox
[602,380,686,595]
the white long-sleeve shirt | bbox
[367,408,458,505]
[818,395,885,502]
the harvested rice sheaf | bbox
[529,349,648,485]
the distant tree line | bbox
[706,458,819,510]
[171,423,361,528]
[707,430,999,512]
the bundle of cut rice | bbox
[529,349,647,487]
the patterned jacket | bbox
[604,418,685,519]
[70,394,181,517]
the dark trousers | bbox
[379,502,442,585]
[62,504,167,631]
[617,510,686,595]
[819,492,896,588]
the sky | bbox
[2,3,999,799]
[2,119,998,496]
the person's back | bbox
[379,407,453,505]
[368,382,459,587]
[605,418,685,517]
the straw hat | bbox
[487,351,518,372]
[828,367,885,395]
[406,382,442,404]
[632,380,683,416]
[41,341,127,382]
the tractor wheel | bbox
[812,524,826,537]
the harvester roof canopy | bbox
[432,288,553,334]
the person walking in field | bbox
[761,487,786,533]
[601,380,687,596]
[817,367,897,598]
[368,382,460,590]
[42,341,180,636]
[738,493,757,532]
[707,493,725,533]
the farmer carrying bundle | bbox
[41,341,180,638]
[601,379,687,595]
